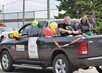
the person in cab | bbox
[58,16,79,37]
[77,15,93,37]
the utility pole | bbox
[47,0,50,20]
[2,5,4,13]
[23,0,25,25]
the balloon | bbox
[38,23,43,28]
[32,20,38,26]
[13,31,19,37]
[43,27,50,36]
[8,33,14,38]
[49,22,58,29]
[50,29,56,35]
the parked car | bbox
[0,27,13,42]
[0,20,102,73]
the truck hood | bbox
[2,31,13,34]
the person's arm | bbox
[89,23,93,31]
[72,30,79,34]
[72,24,81,34]
[59,28,72,34]
[59,28,68,33]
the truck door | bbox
[27,21,48,60]
[28,26,40,59]
[12,24,31,60]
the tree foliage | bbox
[55,0,102,34]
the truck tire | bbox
[95,66,102,73]
[1,51,15,72]
[53,54,72,73]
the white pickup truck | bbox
[0,27,13,42]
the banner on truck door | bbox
[28,37,39,58]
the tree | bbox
[55,0,102,34]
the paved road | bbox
[79,68,98,73]
[0,67,53,73]
[0,65,99,73]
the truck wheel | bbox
[95,66,102,73]
[53,54,72,73]
[1,51,15,72]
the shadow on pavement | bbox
[13,68,53,73]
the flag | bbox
[90,9,96,24]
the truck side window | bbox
[19,25,30,36]
[28,26,40,37]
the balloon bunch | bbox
[32,20,43,28]
[8,31,20,38]
[43,22,58,36]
